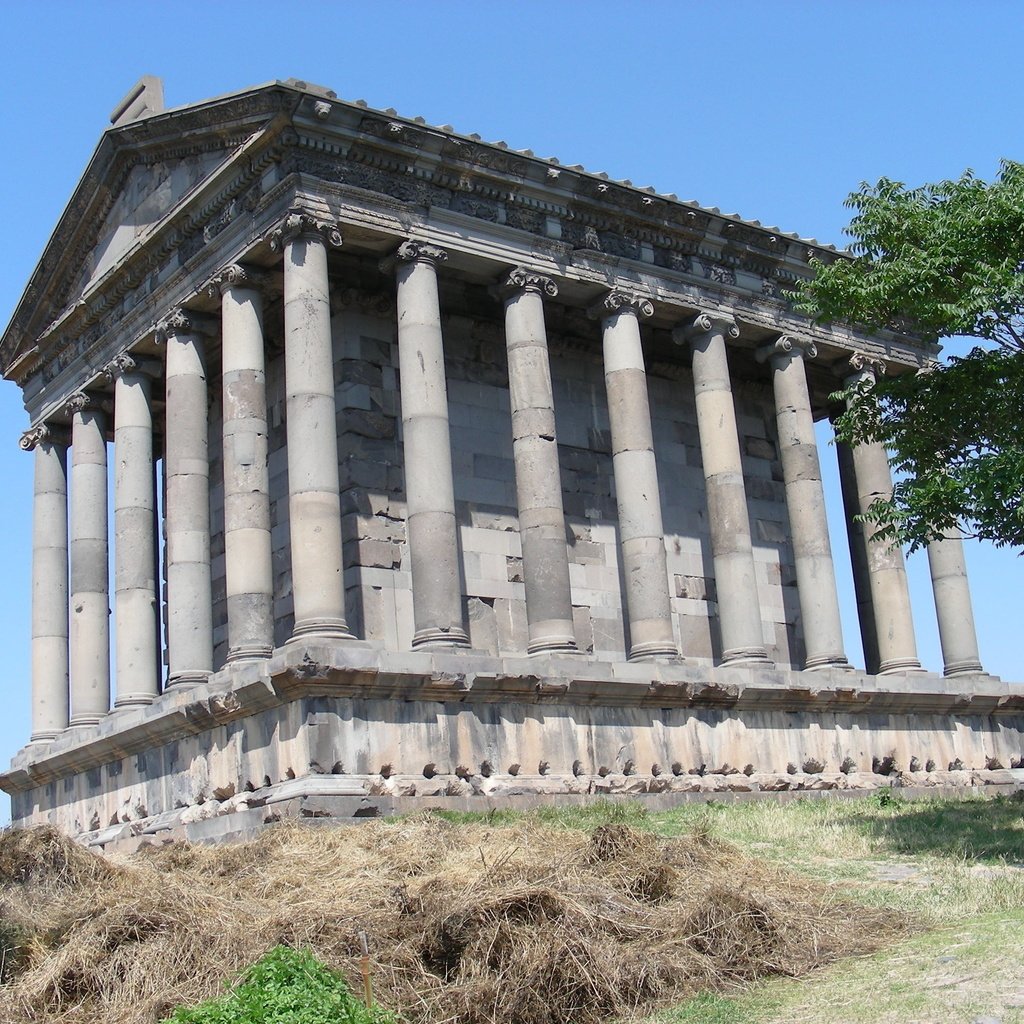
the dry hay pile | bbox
[0,816,905,1024]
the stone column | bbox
[592,290,677,660]
[67,393,109,725]
[386,240,469,648]
[678,313,770,665]
[157,309,213,684]
[834,433,880,671]
[842,354,921,673]
[269,211,353,642]
[210,264,275,661]
[757,336,848,670]
[497,268,576,654]
[108,353,160,707]
[22,424,70,740]
[927,531,984,675]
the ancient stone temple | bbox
[3,77,1021,845]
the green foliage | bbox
[163,945,397,1024]
[794,161,1024,549]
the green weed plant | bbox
[163,945,397,1024]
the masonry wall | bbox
[204,287,803,672]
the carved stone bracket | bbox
[18,422,68,451]
[755,334,818,364]
[494,266,558,301]
[266,209,343,252]
[587,288,654,321]
[675,311,740,345]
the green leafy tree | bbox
[795,160,1024,550]
[164,945,398,1024]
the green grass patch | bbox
[163,946,396,1024]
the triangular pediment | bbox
[1,82,305,379]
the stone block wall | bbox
[202,291,802,672]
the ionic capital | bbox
[205,263,266,299]
[64,391,106,417]
[495,267,559,301]
[842,351,887,383]
[755,334,818,364]
[19,422,68,451]
[675,311,740,345]
[153,308,194,343]
[587,289,654,321]
[267,208,343,252]
[101,352,161,384]
[381,239,449,275]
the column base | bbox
[804,654,853,671]
[167,670,213,687]
[29,730,61,744]
[68,714,105,728]
[288,618,355,643]
[943,659,985,677]
[528,635,578,656]
[628,641,680,661]
[412,627,471,649]
[878,657,924,674]
[721,647,773,667]
[228,642,274,663]
[114,695,156,709]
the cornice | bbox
[5,80,936,409]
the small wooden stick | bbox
[358,930,373,1007]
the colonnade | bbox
[19,209,986,741]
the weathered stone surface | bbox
[3,78,1014,837]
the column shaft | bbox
[761,339,847,669]
[927,532,984,675]
[842,357,921,673]
[681,314,769,664]
[500,270,576,654]
[281,226,351,640]
[596,293,676,659]
[25,428,69,739]
[113,365,159,706]
[69,400,109,725]
[392,241,468,647]
[161,313,213,682]
[217,269,275,660]
[835,436,880,671]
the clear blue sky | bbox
[1,1,1022,819]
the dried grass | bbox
[0,816,907,1024]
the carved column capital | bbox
[756,334,818,364]
[842,351,887,384]
[64,391,106,417]
[381,239,450,276]
[267,209,343,252]
[675,311,740,345]
[153,307,194,343]
[495,267,559,301]
[19,422,68,450]
[205,262,267,300]
[101,352,161,383]
[587,288,654,321]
